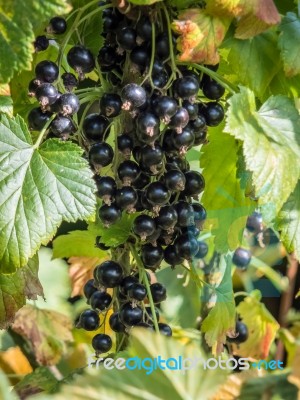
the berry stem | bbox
[33,113,56,149]
[129,244,160,333]
[161,3,178,82]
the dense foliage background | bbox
[0,0,300,399]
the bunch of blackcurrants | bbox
[27,1,227,356]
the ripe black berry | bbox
[100,93,122,118]
[164,169,186,192]
[169,107,189,133]
[152,96,178,123]
[117,134,133,156]
[246,212,263,234]
[202,79,225,100]
[83,279,97,301]
[92,333,112,353]
[94,260,124,288]
[192,203,207,228]
[184,171,205,197]
[133,215,156,240]
[128,283,147,301]
[109,312,126,332]
[51,116,75,138]
[140,144,163,171]
[182,100,199,120]
[227,321,248,344]
[164,244,184,266]
[232,248,251,270]
[171,126,195,154]
[156,33,171,60]
[119,276,139,295]
[121,83,147,110]
[28,107,52,131]
[146,182,170,207]
[195,241,208,258]
[35,60,59,83]
[89,143,114,168]
[174,76,199,99]
[188,114,206,133]
[28,79,42,97]
[61,72,78,91]
[156,205,178,231]
[95,176,116,204]
[78,309,100,331]
[175,201,195,227]
[56,93,80,116]
[35,83,58,108]
[34,35,49,52]
[83,114,109,141]
[98,45,118,68]
[115,186,138,212]
[117,27,137,50]
[130,45,150,68]
[150,283,167,303]
[136,112,160,138]
[203,102,224,126]
[90,291,112,311]
[118,160,140,185]
[48,16,67,34]
[99,203,122,226]
[141,243,164,269]
[67,45,95,75]
[120,302,143,326]
[137,16,152,40]
[174,233,199,260]
[158,323,172,336]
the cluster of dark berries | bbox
[77,260,171,355]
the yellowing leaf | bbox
[232,291,279,359]
[0,347,32,384]
[11,305,73,366]
[172,9,231,65]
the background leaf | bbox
[0,115,96,273]
[278,12,300,77]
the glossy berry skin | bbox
[128,283,147,301]
[202,79,225,100]
[171,126,195,153]
[34,35,49,52]
[188,114,206,133]
[151,70,169,89]
[146,182,170,207]
[174,233,199,260]
[48,16,67,34]
[140,144,163,169]
[92,333,112,353]
[115,187,138,212]
[78,309,100,331]
[100,93,122,118]
[35,83,58,107]
[117,27,136,50]
[156,33,171,60]
[118,160,140,185]
[83,279,97,301]
[28,79,42,96]
[119,276,139,295]
[164,169,186,192]
[192,203,207,228]
[35,60,59,83]
[117,134,133,155]
[98,46,117,68]
[174,76,199,99]
[28,107,52,131]
[183,100,199,120]
[194,128,208,146]
[158,323,172,337]
[90,291,112,311]
[94,260,124,288]
[99,203,121,226]
[175,201,195,227]
[121,83,147,110]
[95,176,116,203]
[133,215,156,239]
[89,143,114,168]
[150,283,167,303]
[156,205,178,231]
[56,93,80,116]
[136,16,152,40]
[119,303,143,326]
[141,243,164,269]
[136,112,160,138]
[195,241,209,258]
[246,212,263,234]
[67,45,95,74]
[228,321,248,344]
[152,96,178,122]
[203,102,224,126]
[109,312,126,332]
[130,45,149,68]
[164,244,184,266]
[232,248,252,270]
[83,114,109,141]
[169,107,189,133]
[51,116,75,138]
[184,171,205,197]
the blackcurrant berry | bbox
[67,45,95,75]
[246,212,263,234]
[141,243,164,269]
[137,17,152,40]
[94,260,124,288]
[152,96,177,123]
[35,60,59,83]
[119,302,143,326]
[117,133,133,156]
[156,205,178,231]
[128,283,147,301]
[92,333,112,353]
[227,321,248,344]
[89,143,114,168]
[184,171,205,197]
[156,33,171,60]
[169,107,189,133]
[192,203,207,228]
[118,160,140,185]
[164,169,186,192]
[35,83,58,108]
[151,70,169,89]
[48,16,67,34]
[62,72,78,91]
[28,79,42,97]
[130,45,150,68]
[174,233,199,260]
[83,114,109,141]
[51,116,75,138]
[174,201,194,227]
[194,128,208,146]
[95,176,116,204]
[83,279,97,301]
[34,35,49,52]
[99,203,122,226]
[78,309,100,331]
[146,182,170,207]
[28,107,52,131]
[56,93,80,116]
[109,312,126,332]
[195,241,208,258]
[98,45,118,68]
[203,102,224,126]
[145,306,160,323]
[136,112,160,138]
[140,143,163,171]
[158,322,172,336]
[133,215,156,240]
[90,291,112,311]
[174,76,199,99]
[121,83,147,110]
[100,93,122,118]
[164,244,184,266]
[117,27,137,50]
[232,248,251,270]
[188,114,206,133]
[171,126,195,154]
[150,282,167,303]
[182,100,199,120]
[202,79,225,100]
[115,186,138,212]
[119,276,139,295]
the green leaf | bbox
[37,329,227,400]
[0,370,18,400]
[279,12,300,77]
[201,254,236,354]
[0,96,13,116]
[14,367,60,398]
[81,12,104,57]
[0,255,43,329]
[0,115,96,273]
[95,214,136,247]
[275,180,300,260]
[201,124,255,252]
[53,229,107,259]
[224,31,281,98]
[250,256,289,291]
[157,267,201,328]
[225,87,300,215]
